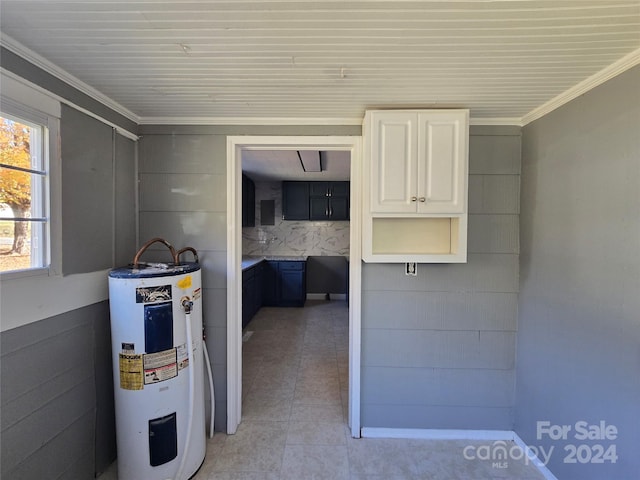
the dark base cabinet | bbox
[242,262,263,329]
[278,261,306,306]
[243,260,306,329]
[263,260,306,307]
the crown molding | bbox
[140,115,522,126]
[1,68,139,141]
[138,116,365,126]
[522,47,640,126]
[1,33,140,124]
[469,117,522,126]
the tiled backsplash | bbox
[242,181,350,256]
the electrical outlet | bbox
[405,262,417,276]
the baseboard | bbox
[360,427,514,441]
[306,293,348,301]
[306,293,327,300]
[360,428,558,480]
[513,432,559,480]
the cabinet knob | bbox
[419,197,426,202]
[411,196,417,202]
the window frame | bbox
[1,96,61,279]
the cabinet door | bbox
[330,182,349,197]
[253,262,263,314]
[416,111,467,213]
[369,112,418,213]
[329,197,349,220]
[279,262,306,306]
[262,261,279,306]
[309,182,329,197]
[242,175,255,227]
[242,269,254,328]
[282,182,310,220]
[309,196,329,220]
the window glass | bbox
[0,114,48,272]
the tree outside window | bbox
[0,115,47,272]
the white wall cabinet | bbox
[363,109,469,263]
[369,110,467,214]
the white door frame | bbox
[226,135,362,437]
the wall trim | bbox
[513,432,560,480]
[141,116,364,126]
[469,117,522,126]
[140,116,524,126]
[522,47,640,126]
[1,68,139,141]
[226,135,362,437]
[361,427,515,441]
[0,33,140,125]
[0,269,110,331]
[361,428,559,480]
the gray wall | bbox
[1,302,112,480]
[137,124,361,431]
[1,64,137,477]
[516,66,640,480]
[361,125,521,429]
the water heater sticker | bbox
[176,275,192,290]
[136,285,171,304]
[119,353,143,390]
[193,288,201,301]
[177,343,189,370]
[143,348,178,385]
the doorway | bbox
[226,136,362,437]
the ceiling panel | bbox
[242,150,351,181]
[1,1,639,122]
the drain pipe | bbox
[175,297,195,480]
[202,330,215,438]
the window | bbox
[0,112,49,273]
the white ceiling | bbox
[1,1,639,125]
[243,150,351,181]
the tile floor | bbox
[101,300,545,480]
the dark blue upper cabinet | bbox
[282,182,310,220]
[242,174,255,227]
[285,181,349,221]
[309,181,349,221]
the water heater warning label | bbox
[143,348,178,385]
[119,353,143,390]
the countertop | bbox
[241,255,308,270]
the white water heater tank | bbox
[109,254,206,480]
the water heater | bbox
[108,239,206,480]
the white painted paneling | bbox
[1,1,639,122]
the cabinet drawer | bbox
[278,261,305,271]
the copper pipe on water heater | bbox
[132,237,177,266]
[174,247,199,264]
